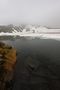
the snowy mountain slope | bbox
[0,24,60,41]
[0,24,60,34]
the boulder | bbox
[0,42,16,90]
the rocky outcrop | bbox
[0,42,16,90]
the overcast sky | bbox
[0,0,60,28]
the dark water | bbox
[2,39,60,90]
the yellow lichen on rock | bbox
[0,42,16,71]
[0,42,17,90]
[3,48,16,71]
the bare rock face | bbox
[0,42,16,90]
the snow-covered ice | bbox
[0,25,60,41]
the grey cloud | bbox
[0,0,60,28]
